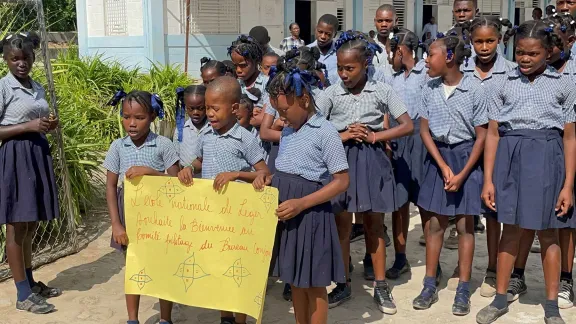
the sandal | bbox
[31,281,62,298]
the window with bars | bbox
[185,0,240,34]
[337,8,344,31]
[105,0,127,36]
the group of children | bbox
[2,1,576,324]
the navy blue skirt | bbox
[0,133,59,224]
[270,171,346,288]
[267,142,279,174]
[391,119,427,206]
[334,141,397,213]
[110,187,126,251]
[495,129,571,230]
[418,140,483,216]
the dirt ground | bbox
[0,208,575,324]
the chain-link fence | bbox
[0,0,79,281]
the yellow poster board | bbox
[124,176,278,322]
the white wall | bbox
[437,5,453,33]
[86,0,143,37]
[127,0,144,36]
[86,0,105,37]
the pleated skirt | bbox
[267,142,279,174]
[270,171,346,288]
[418,140,483,216]
[333,141,397,213]
[494,129,571,230]
[0,133,59,224]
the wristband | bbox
[187,164,195,174]
[372,132,376,144]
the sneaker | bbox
[413,286,438,310]
[419,233,426,246]
[363,257,375,281]
[350,225,365,242]
[444,227,458,250]
[474,216,485,234]
[447,265,459,291]
[507,275,527,302]
[384,225,391,247]
[558,279,574,309]
[328,283,351,308]
[282,283,292,302]
[374,282,397,315]
[531,236,541,253]
[476,305,509,324]
[480,270,497,298]
[452,289,471,316]
[545,316,566,324]
[16,293,55,314]
[31,281,61,298]
[386,262,411,280]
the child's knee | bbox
[537,229,559,246]
[455,216,474,236]
[7,223,28,245]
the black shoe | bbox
[474,217,485,234]
[282,283,292,301]
[386,261,411,280]
[452,290,471,316]
[349,255,354,273]
[374,282,397,315]
[384,225,391,247]
[363,257,375,281]
[506,275,527,302]
[413,286,438,310]
[476,305,509,324]
[350,224,365,242]
[328,283,351,308]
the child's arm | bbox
[178,158,202,186]
[445,125,487,192]
[420,118,453,182]
[276,171,349,220]
[106,171,127,246]
[481,121,500,211]
[260,113,282,142]
[370,113,413,143]
[558,122,575,216]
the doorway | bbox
[295,0,312,44]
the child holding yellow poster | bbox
[104,90,180,324]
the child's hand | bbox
[556,186,574,217]
[178,167,194,186]
[276,199,303,220]
[125,166,156,179]
[112,222,128,246]
[252,173,267,190]
[481,182,496,212]
[213,172,239,191]
[445,172,465,192]
[440,165,454,185]
[272,118,285,131]
[348,124,369,142]
[26,117,50,134]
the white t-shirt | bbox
[422,23,438,41]
[443,83,457,99]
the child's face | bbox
[185,94,206,125]
[250,107,264,127]
[453,1,477,23]
[557,0,576,16]
[425,42,449,78]
[337,50,368,89]
[274,93,310,129]
[315,22,336,49]
[235,103,252,129]
[231,51,258,81]
[374,10,396,39]
[261,56,278,76]
[205,89,238,132]
[4,48,34,80]
[472,26,501,64]
[121,100,155,142]
[515,38,550,76]
[390,45,407,72]
[201,67,220,86]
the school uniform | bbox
[372,37,394,77]
[195,123,264,179]
[270,113,347,288]
[0,72,59,225]
[239,73,269,109]
[489,67,576,230]
[316,79,408,213]
[307,41,340,85]
[103,132,179,250]
[418,74,488,216]
[248,126,269,163]
[385,60,429,207]
[562,57,576,84]
[172,118,209,167]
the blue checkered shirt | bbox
[239,73,270,109]
[0,72,50,125]
[195,123,265,179]
[489,67,576,130]
[462,53,516,89]
[385,60,429,120]
[420,74,488,144]
[279,37,306,52]
[103,132,180,182]
[562,59,576,84]
[276,113,348,182]
[307,41,339,85]
[249,126,270,163]
[173,119,210,167]
[315,79,408,131]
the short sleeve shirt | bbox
[0,73,50,126]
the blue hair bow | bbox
[561,25,568,33]
[151,93,165,119]
[334,31,357,50]
[436,32,445,39]
[545,27,554,33]
[175,87,185,142]
[108,89,127,107]
[284,68,317,97]
[447,49,454,60]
